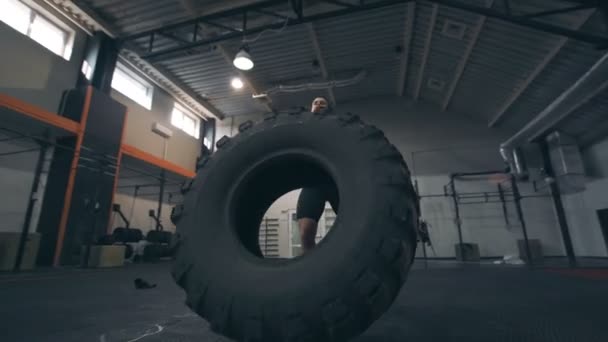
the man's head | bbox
[311,97,329,113]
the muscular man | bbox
[296,96,339,253]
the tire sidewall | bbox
[174,113,417,340]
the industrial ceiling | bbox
[70,0,607,146]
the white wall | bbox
[345,97,575,257]
[216,96,570,258]
[341,96,511,175]
[265,190,300,258]
[415,174,564,258]
[217,97,510,175]
[0,18,86,113]
[0,6,201,258]
[583,137,608,178]
[110,74,203,239]
[0,14,85,236]
[109,192,176,235]
[560,137,608,257]
[265,189,334,258]
[0,140,40,233]
[112,79,201,172]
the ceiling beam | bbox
[522,4,594,18]
[501,50,608,148]
[129,0,417,60]
[397,2,416,97]
[123,0,608,60]
[488,10,595,127]
[184,0,280,17]
[414,3,439,100]
[529,79,608,143]
[307,23,337,106]
[217,45,275,113]
[442,0,494,111]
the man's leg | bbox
[298,217,318,251]
[296,188,326,253]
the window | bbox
[0,0,73,60]
[111,63,154,110]
[81,60,93,80]
[171,104,200,139]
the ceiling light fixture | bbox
[233,46,254,71]
[231,77,244,89]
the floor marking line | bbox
[126,324,164,342]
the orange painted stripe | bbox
[0,93,80,134]
[121,144,196,179]
[107,109,128,233]
[53,86,93,266]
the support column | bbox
[37,32,124,266]
[14,142,48,271]
[81,32,120,93]
[449,176,465,260]
[511,175,533,266]
[540,140,577,267]
[156,171,166,231]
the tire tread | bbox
[171,112,419,342]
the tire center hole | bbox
[230,153,339,259]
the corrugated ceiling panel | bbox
[406,2,435,98]
[500,11,605,130]
[211,94,269,117]
[448,16,561,121]
[334,65,401,103]
[223,25,317,87]
[556,88,608,147]
[419,4,484,105]
[81,0,192,35]
[159,51,233,98]
[159,51,268,116]
[316,4,407,72]
[79,0,608,119]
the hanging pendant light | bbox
[233,46,254,71]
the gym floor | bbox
[1,260,607,342]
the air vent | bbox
[427,77,445,91]
[442,20,466,40]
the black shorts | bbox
[296,186,339,222]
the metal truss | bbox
[119,0,608,62]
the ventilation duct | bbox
[500,50,608,181]
[500,146,528,180]
[546,132,586,194]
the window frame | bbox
[0,0,75,60]
[171,103,201,139]
[111,62,154,110]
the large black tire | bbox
[146,230,173,244]
[171,111,418,342]
[112,228,143,243]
